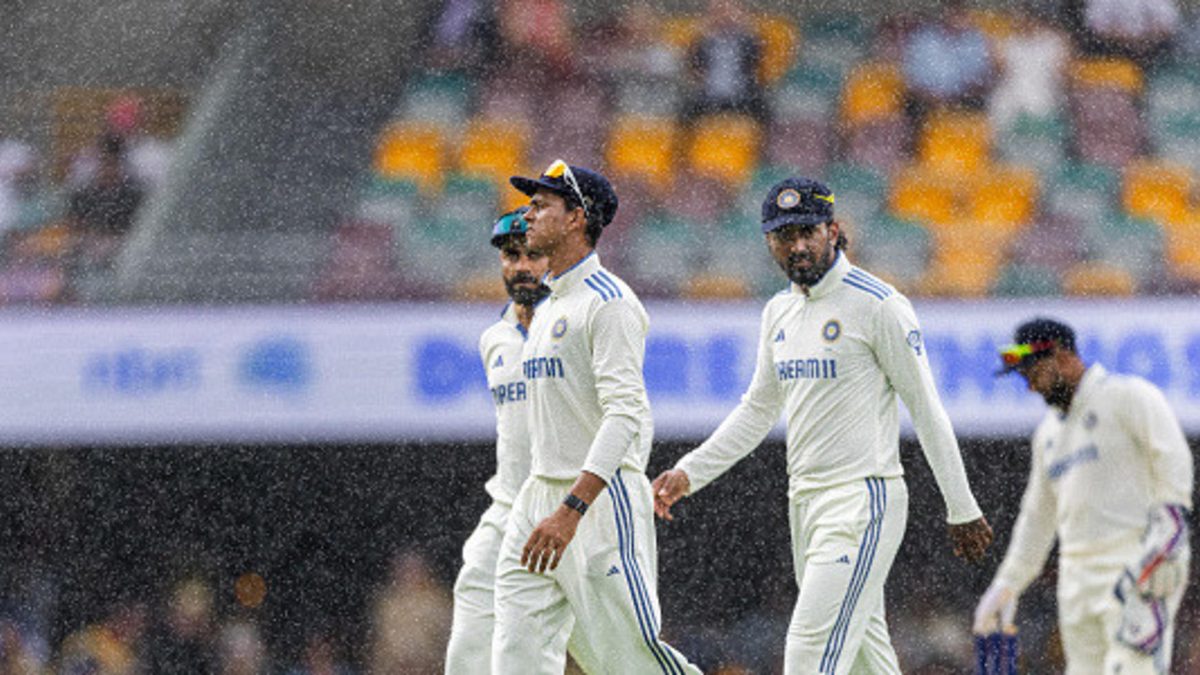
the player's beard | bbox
[782,241,836,288]
[1042,376,1075,409]
[505,273,550,307]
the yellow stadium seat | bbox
[967,165,1038,231]
[685,114,762,188]
[1123,160,1193,225]
[682,273,751,300]
[1165,216,1200,281]
[457,118,529,186]
[918,111,991,175]
[374,121,445,192]
[921,222,1014,296]
[967,9,1017,41]
[889,166,962,227]
[662,16,703,51]
[1062,261,1136,296]
[605,116,680,192]
[840,62,905,128]
[754,14,799,85]
[1071,58,1143,93]
[453,272,509,302]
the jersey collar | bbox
[1068,363,1107,415]
[545,250,600,295]
[793,250,850,299]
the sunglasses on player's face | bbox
[544,159,589,212]
[998,340,1056,368]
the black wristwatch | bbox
[563,494,589,516]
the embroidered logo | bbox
[822,320,841,342]
[907,329,923,356]
[551,317,568,339]
[775,329,786,343]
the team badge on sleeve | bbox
[822,320,841,342]
[907,330,923,356]
[552,317,568,339]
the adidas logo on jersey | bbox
[835,555,851,565]
[492,355,504,368]
[606,565,620,577]
[775,329,786,343]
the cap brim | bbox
[994,364,1018,377]
[761,213,829,233]
[510,175,568,198]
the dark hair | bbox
[833,221,848,251]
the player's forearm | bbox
[676,398,777,494]
[912,403,982,523]
[580,412,639,482]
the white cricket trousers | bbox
[1058,549,1189,675]
[785,476,907,675]
[446,502,573,674]
[492,469,701,675]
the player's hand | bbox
[972,580,1017,634]
[651,469,691,521]
[522,506,581,574]
[948,516,993,563]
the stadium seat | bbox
[624,213,698,296]
[684,114,762,188]
[852,215,930,291]
[661,16,703,52]
[753,14,800,85]
[995,113,1068,174]
[823,162,886,227]
[1044,162,1119,223]
[1150,114,1200,174]
[453,272,508,302]
[605,116,679,194]
[1007,216,1086,273]
[966,165,1038,231]
[1122,160,1193,225]
[1071,63,1143,169]
[311,222,402,302]
[399,71,472,129]
[373,121,445,193]
[1164,215,1200,282]
[922,225,1011,296]
[840,62,905,128]
[889,166,961,227]
[681,272,752,300]
[772,66,841,122]
[992,262,1062,297]
[1062,261,1135,296]
[917,111,991,175]
[845,116,909,173]
[1071,58,1144,94]
[763,117,832,176]
[1082,215,1164,285]
[801,13,868,77]
[457,118,530,187]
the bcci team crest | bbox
[552,317,568,339]
[777,189,801,209]
[907,330,923,356]
[822,319,841,342]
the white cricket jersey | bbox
[676,252,982,523]
[521,252,653,481]
[479,303,534,506]
[995,364,1194,591]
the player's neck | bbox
[514,303,535,329]
[547,239,594,278]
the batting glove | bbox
[1134,503,1190,599]
[973,580,1018,635]
[1114,569,1168,655]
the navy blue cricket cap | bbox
[490,206,530,247]
[761,177,835,233]
[995,317,1077,375]
[510,160,619,228]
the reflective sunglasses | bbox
[544,159,590,212]
[998,340,1056,368]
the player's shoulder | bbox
[838,265,902,307]
[580,266,637,305]
[1101,370,1166,404]
[480,311,522,351]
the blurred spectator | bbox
[497,0,576,77]
[367,551,450,675]
[587,3,683,117]
[682,0,768,125]
[144,577,217,674]
[285,629,354,675]
[217,619,268,675]
[0,141,57,236]
[425,0,501,76]
[988,9,1072,131]
[67,134,143,238]
[68,96,171,192]
[902,0,995,120]
[57,601,147,675]
[1066,0,1181,66]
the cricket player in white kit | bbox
[654,177,993,675]
[491,160,700,675]
[974,318,1193,674]
[446,207,567,673]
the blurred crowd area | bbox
[0,441,1199,674]
[4,0,1200,305]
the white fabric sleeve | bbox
[675,304,784,494]
[580,300,647,483]
[1119,378,1194,510]
[995,431,1058,593]
[873,296,983,524]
